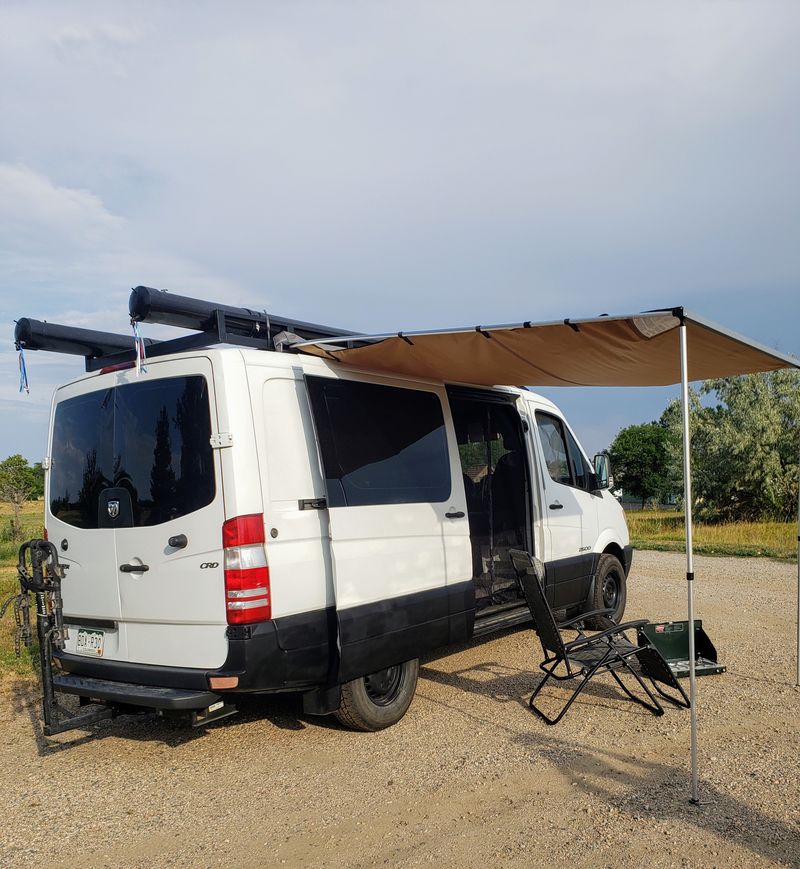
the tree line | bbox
[609,371,800,522]
[0,455,44,540]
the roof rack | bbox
[14,286,357,373]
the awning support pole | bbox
[679,322,700,804]
[795,449,799,689]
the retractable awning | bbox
[297,305,800,806]
[295,308,798,387]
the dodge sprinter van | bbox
[43,343,631,731]
[14,287,633,731]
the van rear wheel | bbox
[335,659,419,731]
[585,553,627,629]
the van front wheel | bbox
[335,659,419,731]
[585,553,627,629]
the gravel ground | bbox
[1,550,799,868]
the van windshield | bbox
[50,375,215,529]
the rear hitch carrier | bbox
[188,701,238,728]
[2,539,114,736]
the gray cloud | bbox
[1,0,798,459]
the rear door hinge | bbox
[41,456,52,470]
[209,433,234,449]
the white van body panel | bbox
[595,490,630,551]
[253,369,332,619]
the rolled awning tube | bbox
[14,318,158,358]
[129,286,268,336]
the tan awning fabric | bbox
[297,310,799,387]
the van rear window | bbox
[307,377,451,507]
[50,376,215,529]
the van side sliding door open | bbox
[447,389,532,614]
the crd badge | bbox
[107,500,120,520]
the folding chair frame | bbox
[508,549,690,725]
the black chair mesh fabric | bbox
[508,550,563,657]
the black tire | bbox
[334,659,419,731]
[585,553,627,629]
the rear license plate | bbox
[75,628,105,657]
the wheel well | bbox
[602,542,625,568]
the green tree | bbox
[609,422,673,508]
[0,454,36,540]
[660,371,800,521]
[698,371,798,520]
[30,462,45,499]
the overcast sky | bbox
[2,1,799,462]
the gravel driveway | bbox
[2,550,798,868]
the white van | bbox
[45,344,631,730]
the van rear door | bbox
[48,359,227,669]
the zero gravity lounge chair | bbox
[508,550,690,725]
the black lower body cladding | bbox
[623,544,634,576]
[57,580,477,695]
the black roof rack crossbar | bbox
[84,308,276,372]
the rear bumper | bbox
[53,673,220,710]
[55,615,331,695]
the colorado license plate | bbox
[75,628,105,657]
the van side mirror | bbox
[593,452,612,490]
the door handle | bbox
[548,502,564,510]
[119,563,149,573]
[445,510,465,519]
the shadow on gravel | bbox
[10,679,338,755]
[419,660,661,719]
[515,733,800,866]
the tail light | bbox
[222,513,270,624]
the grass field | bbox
[626,509,797,560]
[0,500,44,676]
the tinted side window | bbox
[307,377,451,507]
[535,413,573,486]
[565,428,591,491]
[50,376,215,529]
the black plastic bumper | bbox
[53,673,220,710]
[623,544,634,576]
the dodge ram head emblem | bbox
[107,500,120,520]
